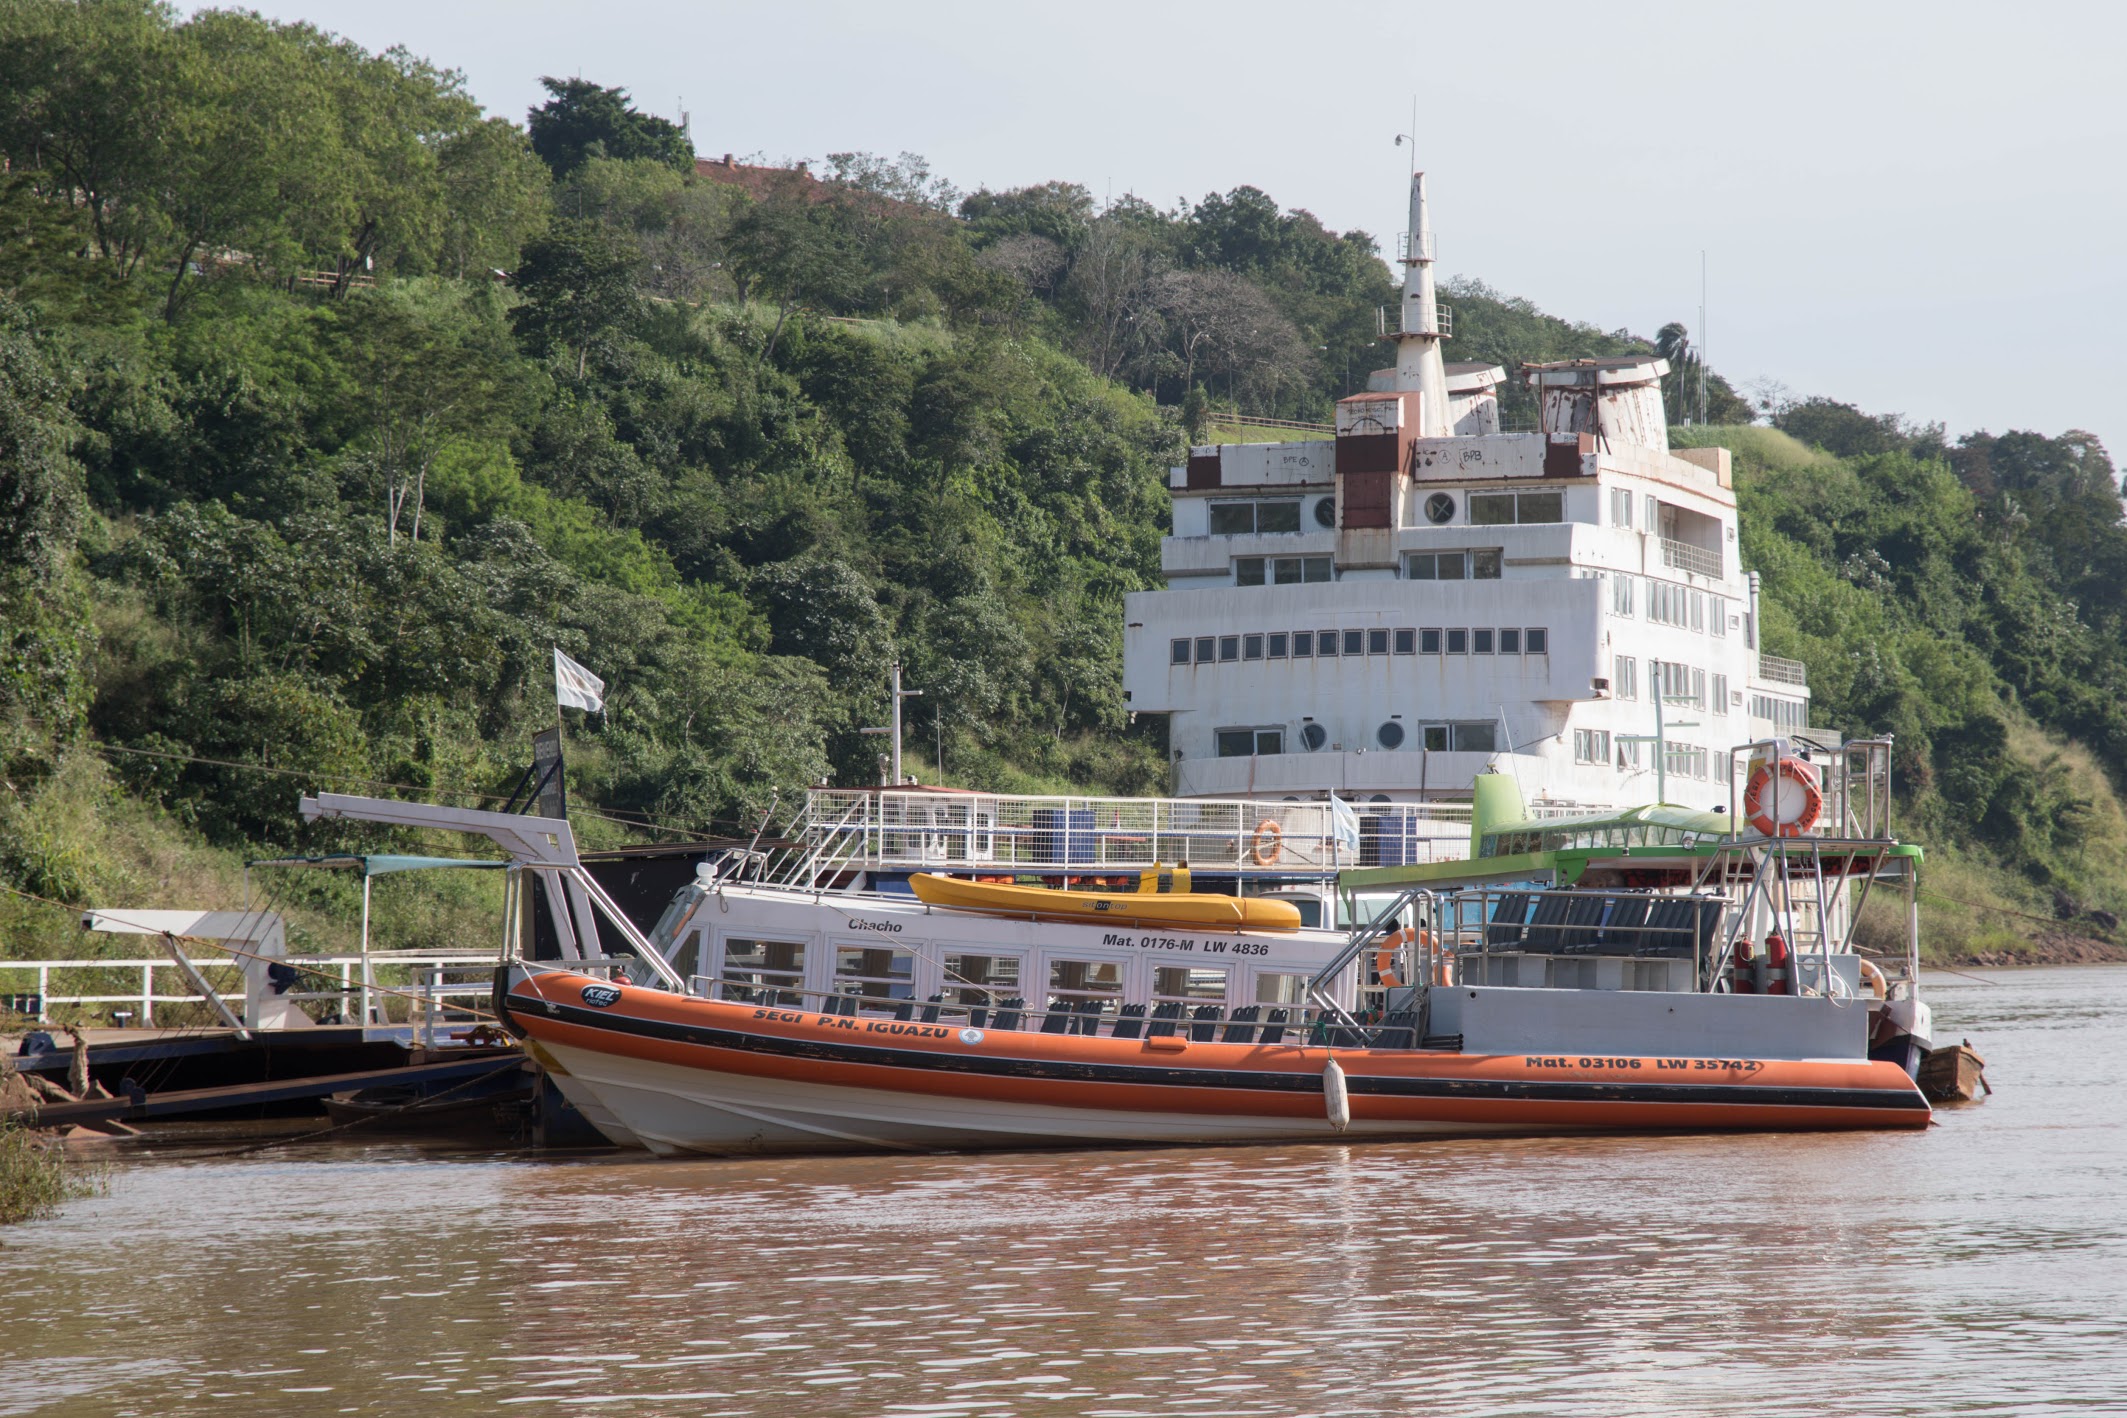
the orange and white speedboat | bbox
[307,746,1937,1157]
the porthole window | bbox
[1424,492,1457,525]
[1300,722,1329,751]
[1313,498,1336,529]
[1377,721,1406,750]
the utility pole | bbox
[859,662,924,786]
[1618,658,1699,804]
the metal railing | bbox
[1659,537,1723,579]
[1757,654,1808,686]
[0,951,495,1027]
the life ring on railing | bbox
[1857,957,1888,1001]
[1250,820,1284,866]
[1372,926,1432,990]
[1743,756,1825,838]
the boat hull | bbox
[500,971,1931,1157]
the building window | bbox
[1610,487,1634,527]
[1342,629,1363,656]
[1292,629,1313,658]
[1712,673,1729,713]
[1219,635,1240,662]
[1526,627,1548,654]
[1446,629,1468,654]
[1664,742,1709,780]
[1420,627,1442,654]
[1195,636,1215,664]
[1268,632,1289,658]
[1170,638,1190,665]
[1406,548,1504,580]
[1574,728,1611,764]
[1473,628,1495,654]
[1611,573,1636,617]
[1618,739,1642,769]
[1751,694,1806,731]
[1216,727,1285,757]
[1470,490,1565,525]
[1452,721,1497,752]
[1234,554,1332,585]
[1647,580,1706,630]
[1317,629,1339,656]
[1367,628,1389,655]
[1394,628,1416,654]
[1644,493,1658,530]
[1210,499,1303,535]
[1614,655,1638,700]
[1499,627,1521,654]
[1710,597,1727,637]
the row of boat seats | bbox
[1486,893,1722,958]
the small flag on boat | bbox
[553,648,606,713]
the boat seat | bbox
[1260,1008,1290,1045]
[1188,1005,1224,1041]
[890,999,915,1021]
[1600,894,1653,953]
[1521,893,1575,953]
[1075,998,1108,1036]
[1222,1005,1261,1044]
[823,993,857,1017]
[1146,1001,1184,1038]
[1373,1009,1419,1050]
[919,994,943,1024]
[1111,1003,1147,1040]
[967,1004,989,1028]
[1487,893,1534,949]
[1557,893,1610,952]
[994,997,1025,1031]
[1040,1004,1073,1034]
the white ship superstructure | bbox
[1122,171,1812,818]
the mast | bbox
[1394,172,1453,437]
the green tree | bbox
[510,219,642,378]
[526,77,691,178]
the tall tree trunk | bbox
[163,240,200,322]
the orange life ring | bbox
[1743,756,1824,837]
[1372,926,1432,990]
[1856,957,1888,1000]
[1250,820,1283,866]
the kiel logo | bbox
[578,983,623,1008]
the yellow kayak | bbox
[907,872,1302,932]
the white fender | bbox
[1322,1056,1350,1131]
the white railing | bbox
[1659,537,1723,579]
[1757,654,1808,686]
[0,951,495,1026]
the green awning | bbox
[246,854,509,877]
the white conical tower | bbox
[1393,172,1453,437]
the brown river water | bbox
[3,965,2123,1418]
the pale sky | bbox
[206,0,2126,465]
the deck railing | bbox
[1757,653,1808,686]
[0,951,495,1027]
[1659,537,1723,579]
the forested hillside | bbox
[2,2,2123,962]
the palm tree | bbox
[1654,322,1697,425]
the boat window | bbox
[1367,628,1389,655]
[1291,629,1313,658]
[834,946,916,1004]
[1342,629,1363,656]
[1451,721,1496,752]
[1210,499,1302,535]
[942,952,1020,1007]
[1219,635,1240,662]
[720,937,807,1004]
[1527,627,1548,654]
[1194,636,1214,664]
[1316,629,1338,656]
[1472,628,1494,654]
[1420,628,1442,654]
[1170,638,1191,665]
[1472,548,1503,579]
[1244,633,1264,660]
[1422,724,1449,751]
[1235,556,1265,585]
[1394,628,1415,654]
[1472,491,1564,525]
[1153,965,1228,1002]
[1446,629,1468,654]
[1268,632,1288,658]
[1048,958,1124,1003]
[1499,627,1521,654]
[1253,972,1309,1005]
